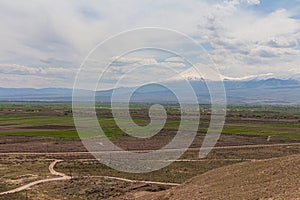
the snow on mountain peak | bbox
[169,67,282,82]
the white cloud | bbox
[112,57,158,66]
[162,62,186,68]
[0,64,75,76]
[197,2,300,78]
[0,74,66,88]
[0,0,300,88]
[164,56,186,63]
[244,0,260,5]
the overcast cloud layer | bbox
[0,0,300,88]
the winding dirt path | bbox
[0,160,179,196]
[0,160,71,196]
[85,176,180,186]
[1,142,300,196]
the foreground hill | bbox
[119,155,300,200]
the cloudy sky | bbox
[0,0,300,88]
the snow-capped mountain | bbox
[0,68,299,104]
[222,73,276,81]
[171,67,300,82]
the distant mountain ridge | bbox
[0,78,300,104]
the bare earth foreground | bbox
[119,155,300,200]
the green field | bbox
[0,103,300,139]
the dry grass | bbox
[125,155,300,200]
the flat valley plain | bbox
[0,102,300,199]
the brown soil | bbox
[22,178,170,200]
[119,155,300,200]
[0,136,87,152]
[21,125,75,130]
[0,125,74,133]
[104,132,296,151]
[0,132,297,153]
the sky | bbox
[0,0,300,89]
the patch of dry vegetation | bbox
[124,155,300,200]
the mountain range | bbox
[1,74,300,104]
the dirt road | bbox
[0,160,71,196]
[0,142,299,156]
[0,159,180,196]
